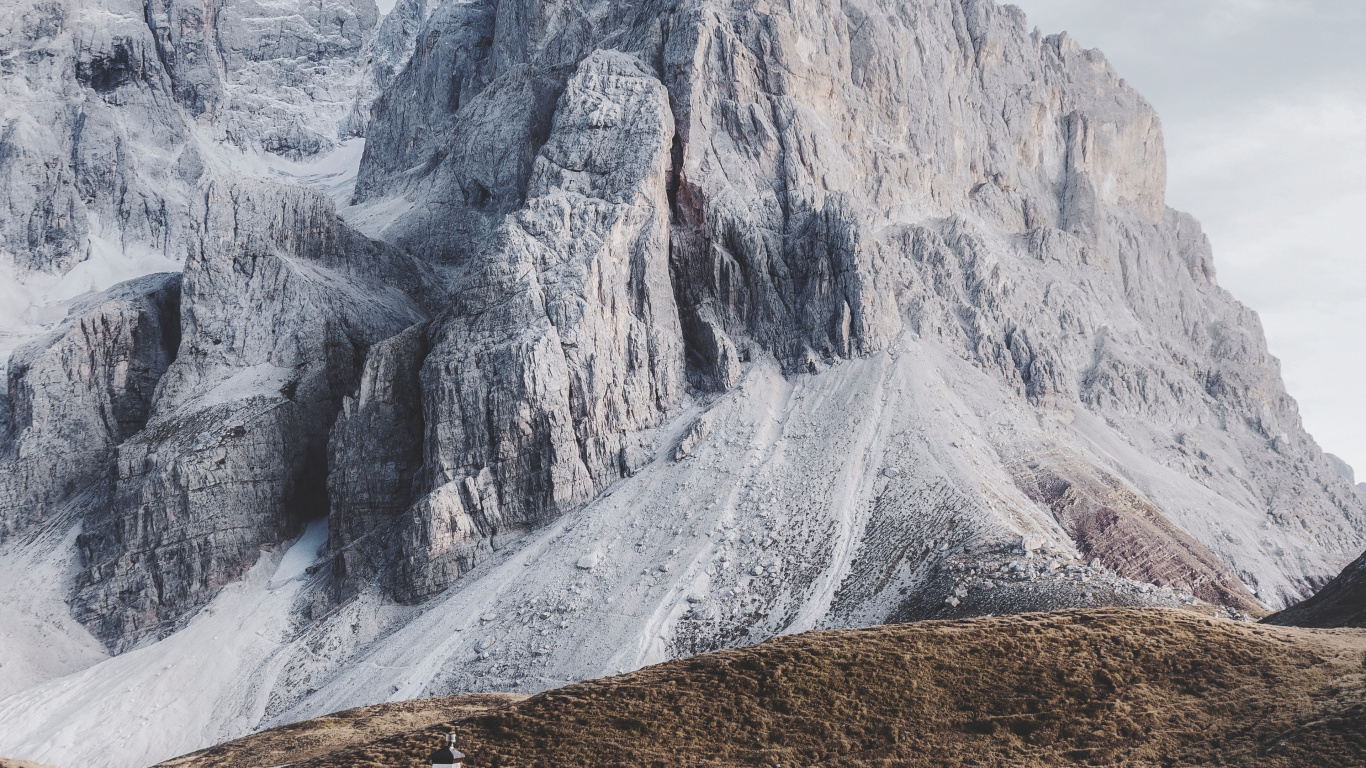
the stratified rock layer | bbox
[0,274,180,539]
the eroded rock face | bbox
[0,273,180,540]
[352,0,500,206]
[0,0,196,278]
[0,0,399,376]
[327,322,429,595]
[1011,453,1261,611]
[143,0,378,155]
[74,179,433,648]
[332,50,686,601]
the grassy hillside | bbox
[161,609,1366,767]
[155,694,524,768]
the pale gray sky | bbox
[1013,0,1366,476]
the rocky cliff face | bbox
[144,0,378,154]
[1,0,1365,766]
[73,177,434,648]
[328,0,1361,612]
[0,274,180,539]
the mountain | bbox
[155,609,1366,768]
[2,0,1364,765]
[1266,549,1366,629]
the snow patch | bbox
[190,365,297,412]
[0,226,182,364]
[263,138,367,206]
[339,194,414,241]
[271,519,329,587]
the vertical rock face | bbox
[0,274,180,540]
[352,0,500,205]
[327,322,429,593]
[143,0,379,154]
[658,0,1165,377]
[73,179,433,648]
[0,0,197,278]
[0,114,89,275]
[342,0,438,136]
[331,50,686,601]
[0,0,389,351]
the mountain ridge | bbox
[1267,549,1366,629]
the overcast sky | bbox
[1011,0,1366,476]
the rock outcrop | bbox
[332,50,685,601]
[0,0,389,348]
[73,179,435,648]
[331,0,1364,610]
[0,274,180,540]
[0,0,197,278]
[144,0,378,154]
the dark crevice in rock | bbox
[75,38,152,96]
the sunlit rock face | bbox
[1,1,1364,766]
[326,0,1361,614]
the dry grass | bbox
[153,693,524,768]
[0,758,56,768]
[166,609,1366,767]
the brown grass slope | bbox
[1266,549,1366,629]
[0,758,57,768]
[154,694,524,768]
[164,609,1366,768]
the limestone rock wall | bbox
[332,50,685,601]
[143,0,379,154]
[0,274,180,540]
[339,0,1365,611]
[0,0,199,276]
[73,179,433,648]
[326,322,429,595]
